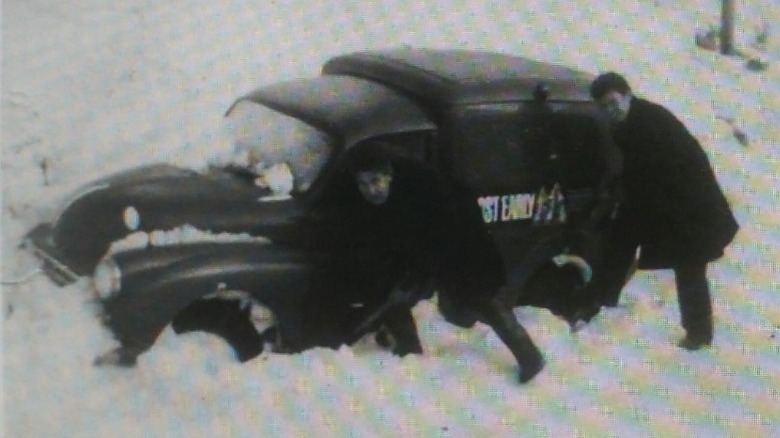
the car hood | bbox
[25,164,314,280]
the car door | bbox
[446,101,611,286]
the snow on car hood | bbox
[106,224,272,256]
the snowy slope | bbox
[3,0,779,436]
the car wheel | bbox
[171,291,278,362]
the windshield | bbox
[222,100,334,195]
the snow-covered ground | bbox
[2,0,779,436]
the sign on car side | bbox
[477,183,567,226]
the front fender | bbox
[101,243,326,356]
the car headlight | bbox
[93,257,122,300]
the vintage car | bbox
[24,48,628,368]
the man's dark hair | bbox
[347,149,393,174]
[589,72,632,100]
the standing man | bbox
[589,72,739,350]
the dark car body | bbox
[24,48,626,363]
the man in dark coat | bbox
[332,149,544,383]
[589,72,739,349]
[333,154,442,356]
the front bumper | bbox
[22,223,80,286]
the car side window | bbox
[450,102,610,193]
[318,132,437,207]
[449,103,529,189]
[365,131,437,167]
[450,103,562,190]
[545,110,606,188]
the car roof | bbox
[322,48,595,105]
[227,75,435,149]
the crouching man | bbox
[340,150,544,383]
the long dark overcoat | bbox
[611,97,739,269]
[324,161,504,321]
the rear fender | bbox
[508,233,593,307]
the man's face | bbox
[598,90,632,123]
[355,168,393,205]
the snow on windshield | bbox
[222,99,333,193]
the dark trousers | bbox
[594,232,713,342]
[592,230,637,308]
[674,262,713,342]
